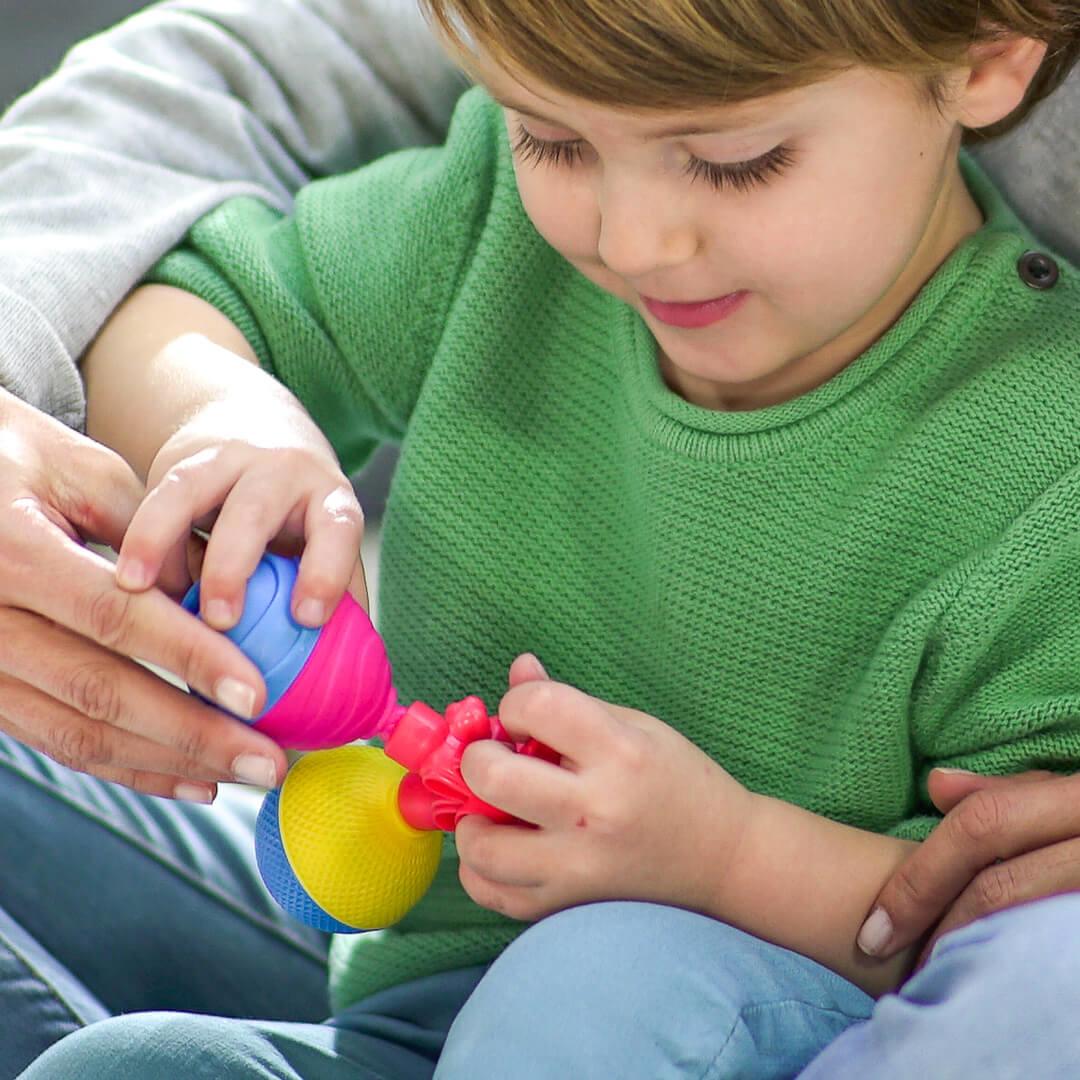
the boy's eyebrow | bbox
[490,95,761,140]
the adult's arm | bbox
[0,0,465,429]
[0,0,463,797]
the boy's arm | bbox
[0,0,464,429]
[718,794,919,997]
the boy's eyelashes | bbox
[510,123,796,194]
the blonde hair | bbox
[419,0,1080,140]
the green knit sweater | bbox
[152,86,1080,1009]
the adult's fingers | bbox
[858,772,1080,958]
[914,836,1080,970]
[0,604,285,788]
[45,432,145,551]
[0,675,222,801]
[3,526,269,724]
[926,767,1058,815]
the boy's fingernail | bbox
[231,754,279,789]
[933,767,976,776]
[213,677,256,720]
[296,598,325,626]
[524,653,549,678]
[204,599,235,629]
[174,783,216,805]
[858,908,893,957]
[116,559,151,591]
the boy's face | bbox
[479,61,983,411]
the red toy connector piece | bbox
[385,696,558,832]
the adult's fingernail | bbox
[174,783,216,805]
[116,559,151,591]
[296,598,325,626]
[933,767,976,775]
[214,677,256,719]
[231,754,279,789]
[858,908,893,957]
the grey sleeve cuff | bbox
[0,285,85,430]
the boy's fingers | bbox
[497,680,620,766]
[293,486,366,626]
[507,653,550,688]
[346,561,370,613]
[196,471,305,629]
[456,815,549,887]
[116,450,240,595]
[461,739,579,828]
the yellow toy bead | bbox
[277,746,443,929]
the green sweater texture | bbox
[152,87,1080,1009]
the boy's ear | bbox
[956,36,1049,131]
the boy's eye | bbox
[510,124,586,168]
[510,123,795,193]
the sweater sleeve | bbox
[0,0,464,430]
[891,466,1080,841]
[149,88,504,474]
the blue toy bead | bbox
[254,788,361,935]
[182,554,321,720]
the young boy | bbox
[24,1,1080,1076]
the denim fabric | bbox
[8,730,1080,1079]
[0,733,330,1078]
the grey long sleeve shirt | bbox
[0,0,464,428]
[0,1,1076,429]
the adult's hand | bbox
[857,767,1080,968]
[0,387,287,801]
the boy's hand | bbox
[114,396,368,629]
[455,655,753,922]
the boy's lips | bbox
[641,290,749,329]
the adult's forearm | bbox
[719,795,920,997]
[0,0,464,429]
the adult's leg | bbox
[0,903,110,1078]
[0,733,329,1029]
[435,901,875,1080]
[20,966,486,1080]
[799,893,1080,1079]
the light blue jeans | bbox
[5,731,1080,1079]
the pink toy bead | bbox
[255,592,404,749]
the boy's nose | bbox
[596,181,699,280]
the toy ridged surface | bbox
[276,747,442,929]
[255,599,402,749]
